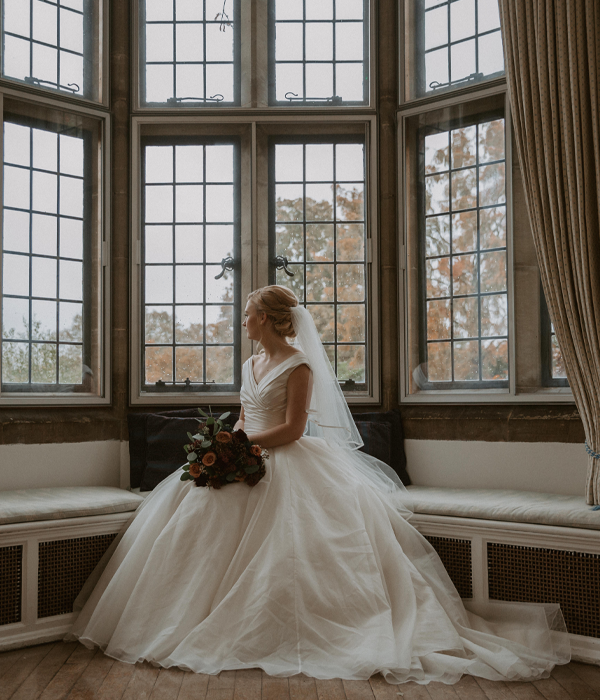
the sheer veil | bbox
[290,305,413,518]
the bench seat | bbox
[0,487,143,526]
[408,485,600,531]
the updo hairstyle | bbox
[247,285,299,339]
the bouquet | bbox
[180,407,268,489]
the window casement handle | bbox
[273,255,295,277]
[215,256,235,280]
[25,76,80,93]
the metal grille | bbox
[141,138,241,394]
[488,542,600,638]
[425,535,472,598]
[2,0,91,98]
[0,545,22,626]
[420,113,508,389]
[419,0,504,96]
[270,0,368,105]
[2,116,91,393]
[270,136,368,390]
[142,0,239,106]
[38,534,116,618]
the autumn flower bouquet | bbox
[180,407,268,489]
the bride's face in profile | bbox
[243,302,263,342]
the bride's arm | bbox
[234,406,245,431]
[245,364,311,448]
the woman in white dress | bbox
[67,285,570,684]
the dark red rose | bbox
[233,429,247,442]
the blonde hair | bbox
[247,285,299,339]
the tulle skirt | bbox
[66,435,569,683]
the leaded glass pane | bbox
[271,138,367,390]
[422,115,508,387]
[2,0,99,100]
[413,0,504,98]
[2,118,90,390]
[141,139,240,393]
[272,0,368,105]
[142,0,238,106]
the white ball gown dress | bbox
[67,352,569,684]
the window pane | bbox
[271,138,367,388]
[141,140,239,392]
[410,0,505,98]
[142,0,238,106]
[421,114,508,387]
[2,0,99,100]
[2,116,93,392]
[272,0,368,105]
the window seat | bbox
[408,485,600,666]
[0,487,143,526]
[0,487,142,652]
[408,486,600,530]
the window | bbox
[141,138,240,394]
[131,0,377,405]
[2,0,105,103]
[404,0,504,100]
[400,0,572,402]
[271,0,368,105]
[140,0,239,106]
[270,137,368,388]
[420,113,507,388]
[1,95,108,404]
[541,293,568,388]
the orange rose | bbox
[250,444,262,456]
[215,431,232,443]
[189,463,202,478]
[202,451,217,466]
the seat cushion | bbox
[408,486,600,530]
[0,487,144,526]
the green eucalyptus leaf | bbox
[187,452,197,462]
[226,472,236,482]
[245,465,260,474]
[206,416,215,426]
[180,473,193,481]
[182,464,190,471]
[197,407,208,418]
[201,440,212,448]
[192,433,202,440]
[220,411,231,422]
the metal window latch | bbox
[215,256,235,280]
[167,95,224,104]
[429,73,484,90]
[25,76,80,93]
[343,378,357,391]
[273,255,295,277]
[284,92,342,105]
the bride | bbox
[68,285,570,684]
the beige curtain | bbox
[498,0,600,503]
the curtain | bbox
[497,0,600,503]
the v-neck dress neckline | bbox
[251,353,301,387]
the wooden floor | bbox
[0,642,598,700]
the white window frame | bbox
[0,0,111,108]
[0,85,112,406]
[397,81,574,404]
[130,113,380,405]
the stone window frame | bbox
[397,80,574,405]
[130,115,380,406]
[0,85,112,406]
[0,0,110,108]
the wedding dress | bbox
[67,350,569,683]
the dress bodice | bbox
[240,352,310,434]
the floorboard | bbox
[0,645,598,700]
